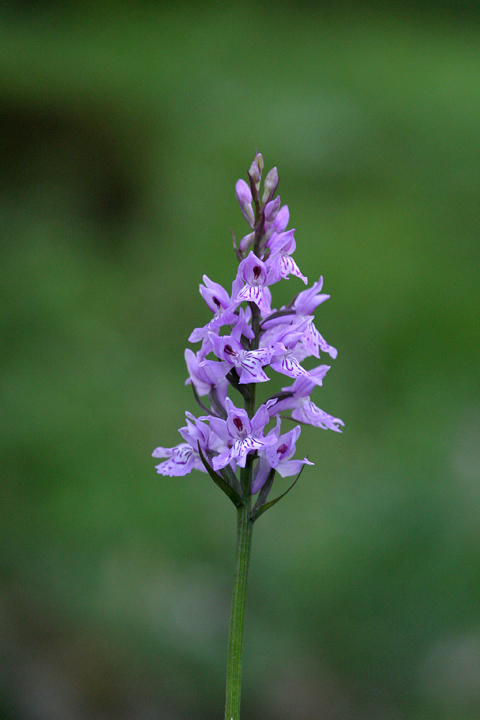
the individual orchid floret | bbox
[178,411,226,453]
[261,276,336,360]
[270,367,344,432]
[293,277,337,357]
[268,320,326,385]
[235,179,255,227]
[235,252,280,314]
[202,318,274,385]
[208,398,277,471]
[185,348,229,403]
[153,412,225,476]
[293,286,338,360]
[152,443,201,476]
[252,420,313,494]
[266,229,308,284]
[189,276,241,344]
[276,275,337,360]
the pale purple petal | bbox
[199,358,230,381]
[152,446,173,459]
[264,196,281,222]
[281,364,330,396]
[200,275,231,313]
[276,457,313,477]
[272,205,289,233]
[184,349,211,396]
[207,415,230,443]
[251,456,272,494]
[237,356,270,384]
[271,354,310,379]
[250,401,275,436]
[213,436,267,471]
[291,400,344,432]
[237,284,272,314]
[294,276,330,315]
[154,444,198,476]
[281,256,308,284]
[316,330,338,359]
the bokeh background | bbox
[1,2,480,718]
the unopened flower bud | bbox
[248,160,261,187]
[235,179,254,226]
[264,196,281,223]
[255,153,264,172]
[262,167,279,204]
[239,231,255,252]
[235,178,252,206]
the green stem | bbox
[224,266,261,718]
[224,460,254,720]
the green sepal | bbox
[250,464,306,523]
[197,443,244,508]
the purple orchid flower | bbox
[266,320,326,386]
[261,276,337,360]
[252,419,313,494]
[270,366,344,432]
[266,229,308,284]
[153,412,226,476]
[185,348,229,403]
[189,276,242,344]
[201,316,274,384]
[208,398,277,471]
[235,252,280,315]
[292,275,337,358]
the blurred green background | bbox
[1,2,480,718]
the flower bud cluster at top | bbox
[153,153,343,504]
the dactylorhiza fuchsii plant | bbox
[152,153,343,720]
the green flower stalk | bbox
[152,152,343,718]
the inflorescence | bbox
[153,153,343,517]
